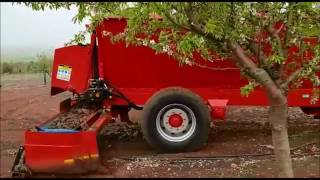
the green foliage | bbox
[240,81,258,97]
[177,33,203,56]
[269,54,285,64]
[65,30,88,46]
[0,55,53,74]
[21,2,320,99]
[205,19,225,40]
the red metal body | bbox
[94,18,318,108]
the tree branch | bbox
[248,39,268,66]
[266,24,287,85]
[267,25,285,58]
[284,2,295,49]
[229,2,235,29]
[228,41,259,70]
[280,65,320,89]
[301,14,320,21]
[184,2,223,45]
[156,4,191,31]
[228,41,286,104]
[191,61,239,71]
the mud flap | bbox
[208,99,229,120]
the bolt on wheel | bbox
[156,104,197,143]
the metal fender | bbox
[208,99,229,121]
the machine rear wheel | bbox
[141,87,211,153]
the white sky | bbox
[1,2,89,59]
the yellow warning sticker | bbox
[57,65,72,81]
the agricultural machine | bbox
[11,17,319,177]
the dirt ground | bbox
[0,73,319,178]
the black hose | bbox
[105,81,143,110]
[108,91,143,110]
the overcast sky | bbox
[1,2,89,60]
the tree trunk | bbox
[43,71,47,85]
[267,93,294,177]
[227,41,294,177]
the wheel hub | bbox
[168,114,183,127]
[156,104,197,142]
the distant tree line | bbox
[1,54,53,74]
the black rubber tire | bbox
[141,87,211,153]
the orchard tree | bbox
[22,2,320,177]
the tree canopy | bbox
[21,2,319,101]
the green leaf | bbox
[240,81,258,97]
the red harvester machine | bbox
[11,17,319,177]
